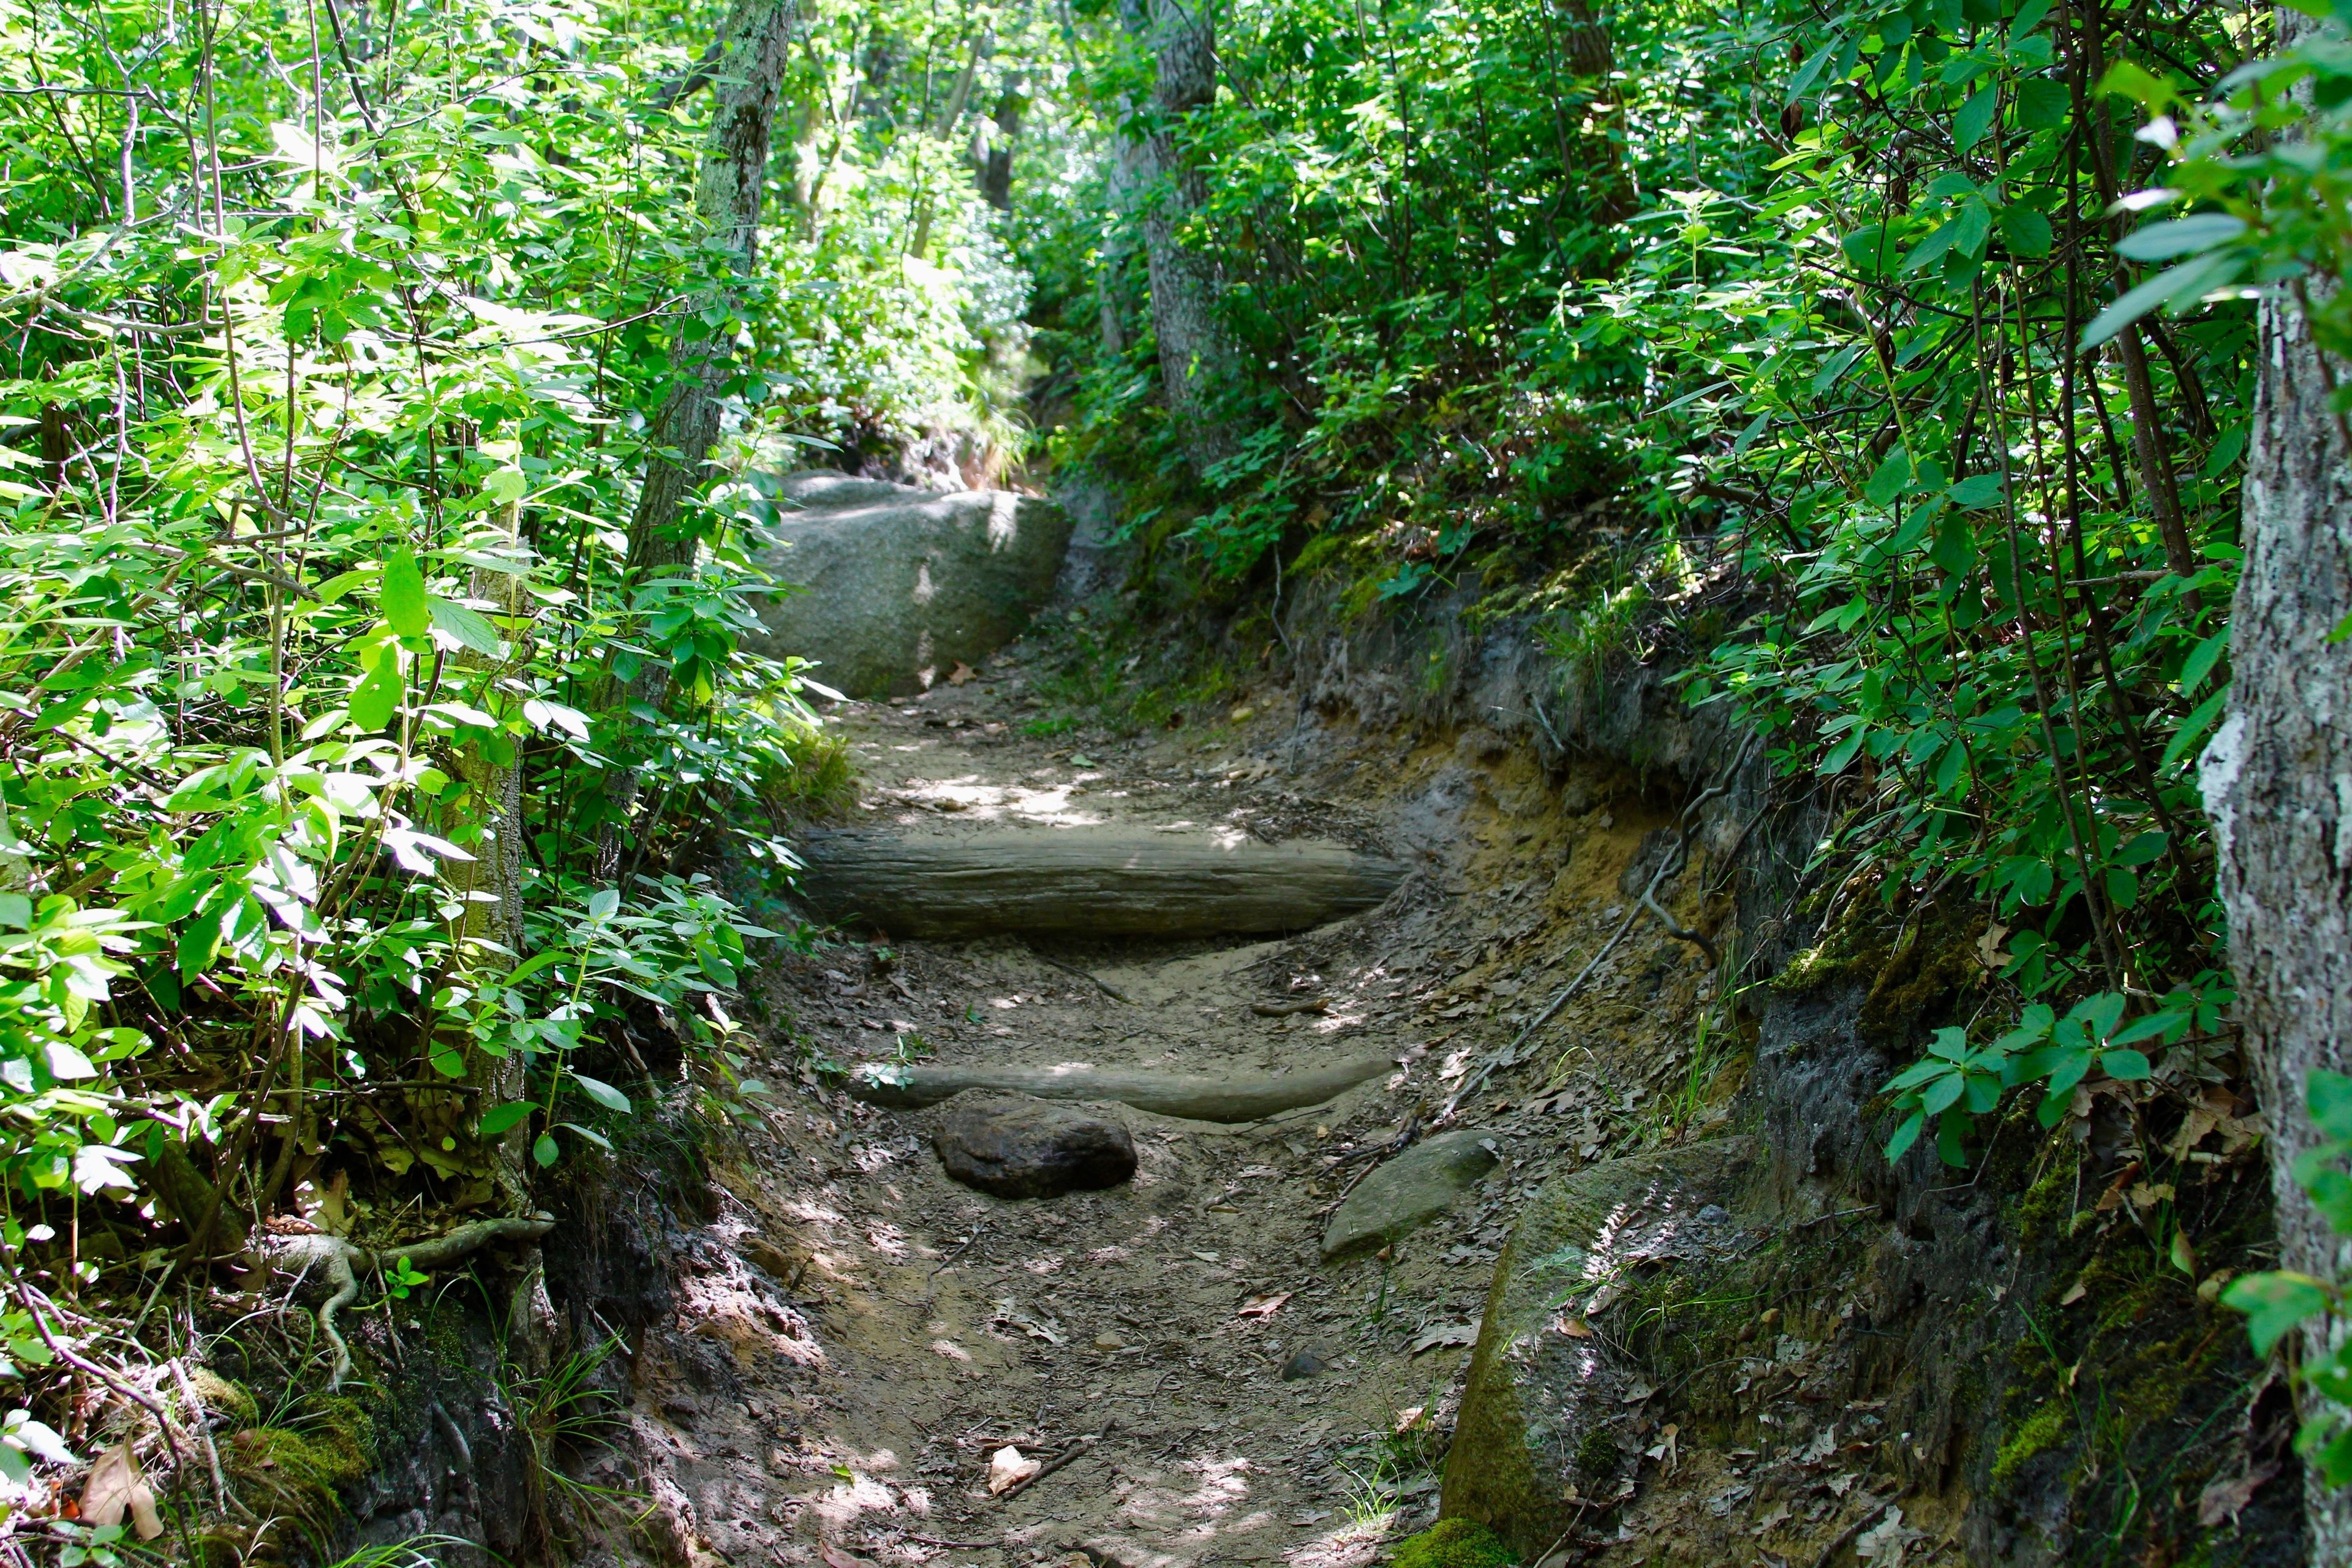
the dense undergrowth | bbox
[0,0,1031,1548]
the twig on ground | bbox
[992,1420,1117,1502]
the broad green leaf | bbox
[1997,205,2053,257]
[1954,85,1999,149]
[478,1100,535,1137]
[382,549,429,638]
[1885,1108,1926,1163]
[1864,447,1915,506]
[533,1133,560,1167]
[2080,249,2242,350]
[2116,213,2246,260]
[571,1073,632,1114]
[350,657,402,732]
[428,598,505,658]
[2223,1271,2331,1355]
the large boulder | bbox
[746,471,1072,698]
[1442,1137,1760,1553]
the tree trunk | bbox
[1114,0,1241,472]
[979,75,1024,210]
[794,827,1405,938]
[443,498,533,1205]
[2199,251,2352,1561]
[597,0,796,876]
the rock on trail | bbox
[745,470,1071,698]
[1321,1128,1502,1261]
[932,1093,1137,1198]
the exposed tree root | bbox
[266,1215,556,1386]
[848,1057,1393,1121]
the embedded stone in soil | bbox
[1322,1127,1504,1261]
[932,1092,1138,1198]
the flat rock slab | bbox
[853,1055,1393,1123]
[796,826,1406,939]
[745,470,1071,698]
[1321,1129,1502,1261]
[1442,1137,1759,1555]
[933,1094,1136,1199]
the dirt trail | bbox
[610,652,1734,1568]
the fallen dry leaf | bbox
[2198,1459,2280,1526]
[1238,1292,1292,1319]
[2060,1278,2088,1306]
[1552,1314,1593,1339]
[820,1540,874,1568]
[1393,1406,1427,1434]
[80,1442,162,1540]
[947,662,977,686]
[1408,1321,1480,1355]
[987,1445,1042,1495]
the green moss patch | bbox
[225,1395,377,1529]
[1394,1518,1517,1568]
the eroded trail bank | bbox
[557,631,2290,1568]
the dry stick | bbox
[991,1421,1117,1503]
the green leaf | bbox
[2080,250,2243,351]
[2116,213,2246,261]
[1921,1072,1966,1115]
[428,597,505,658]
[350,657,402,731]
[570,1073,633,1114]
[478,1100,535,1137]
[2162,688,2230,769]
[2310,1071,2352,1144]
[2099,1049,2151,1081]
[2223,1270,2332,1355]
[1949,473,2005,508]
[1954,85,1999,149]
[382,548,429,638]
[560,1120,615,1152]
[1885,1108,1926,1163]
[533,1133,560,1167]
[2178,628,2229,694]
[2014,77,2069,130]
[1864,447,1915,506]
[1820,729,1868,775]
[1997,205,2052,257]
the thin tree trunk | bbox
[2200,240,2352,1566]
[597,0,796,878]
[444,498,533,1205]
[1114,0,1240,473]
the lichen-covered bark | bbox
[1114,0,1242,471]
[2200,266,2352,1561]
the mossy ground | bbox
[1395,1517,1518,1568]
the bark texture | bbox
[794,827,1406,938]
[598,0,796,874]
[2201,271,2352,1559]
[1114,0,1241,470]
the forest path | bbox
[609,650,1715,1568]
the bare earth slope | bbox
[598,650,1912,1568]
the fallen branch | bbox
[268,1214,556,1386]
[850,1057,1392,1122]
[1025,944,1134,1003]
[992,1422,1116,1503]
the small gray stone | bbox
[744,471,1072,698]
[933,1093,1136,1199]
[1320,1129,1502,1261]
[1280,1351,1329,1381]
